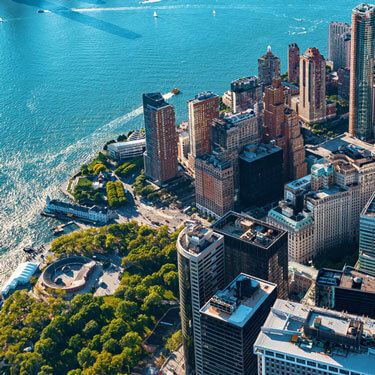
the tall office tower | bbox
[288,43,300,84]
[328,22,351,70]
[315,266,375,318]
[230,76,262,113]
[263,78,307,181]
[213,212,288,298]
[187,92,219,175]
[258,46,281,88]
[211,109,260,191]
[299,48,327,124]
[199,274,277,375]
[284,108,308,180]
[143,93,178,185]
[349,4,375,140]
[269,135,375,264]
[195,153,234,218]
[337,67,351,100]
[239,143,283,209]
[254,299,375,375]
[359,192,375,275]
[177,224,225,375]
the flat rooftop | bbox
[189,91,217,103]
[306,185,347,201]
[200,273,276,328]
[254,299,375,374]
[178,224,223,255]
[286,175,311,192]
[306,133,375,159]
[317,266,375,294]
[361,192,375,217]
[213,212,285,249]
[240,143,282,163]
[196,153,232,170]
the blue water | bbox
[0,0,355,281]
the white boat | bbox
[213,10,216,16]
[153,11,158,18]
[140,0,161,4]
[0,18,4,23]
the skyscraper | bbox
[177,224,225,375]
[213,212,289,299]
[187,92,219,174]
[143,93,178,184]
[359,192,375,276]
[199,274,277,375]
[230,76,262,113]
[288,43,300,84]
[258,46,281,88]
[299,48,327,124]
[328,22,351,70]
[263,78,307,181]
[349,3,375,141]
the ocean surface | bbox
[0,0,355,285]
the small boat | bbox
[37,9,50,13]
[0,18,4,22]
[23,247,35,254]
[153,11,158,18]
[171,88,181,95]
[212,10,216,16]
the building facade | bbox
[299,48,327,124]
[288,43,300,84]
[338,67,351,100]
[359,192,375,276]
[239,143,283,209]
[230,76,262,114]
[195,153,234,218]
[187,92,219,174]
[258,46,281,88]
[349,3,375,141]
[177,224,225,375]
[315,266,375,319]
[107,139,146,161]
[143,93,178,184]
[328,22,351,70]
[254,299,375,375]
[199,274,277,375]
[213,212,289,299]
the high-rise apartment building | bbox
[258,46,281,88]
[328,22,351,70]
[359,192,375,276]
[349,3,375,141]
[195,153,234,218]
[254,299,375,375]
[187,92,219,174]
[315,266,375,319]
[143,93,178,185]
[288,43,300,84]
[299,48,327,124]
[199,274,277,375]
[263,78,307,181]
[269,134,375,264]
[338,67,351,100]
[239,143,283,209]
[213,212,289,299]
[230,76,262,113]
[177,224,225,375]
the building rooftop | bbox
[47,198,109,215]
[286,175,311,192]
[317,266,375,294]
[240,143,282,163]
[362,192,375,217]
[353,3,375,15]
[200,273,276,328]
[178,224,223,255]
[196,153,232,171]
[189,91,217,104]
[143,92,170,109]
[306,185,347,202]
[254,299,375,374]
[231,76,259,91]
[107,138,146,150]
[289,262,318,280]
[306,133,375,160]
[213,212,285,249]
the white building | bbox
[177,224,225,375]
[107,138,146,161]
[268,134,375,263]
[254,299,375,375]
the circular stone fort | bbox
[41,256,96,293]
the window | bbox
[329,367,338,373]
[296,358,305,364]
[286,356,295,362]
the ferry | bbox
[140,0,161,4]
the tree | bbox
[165,330,183,352]
[77,348,98,369]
